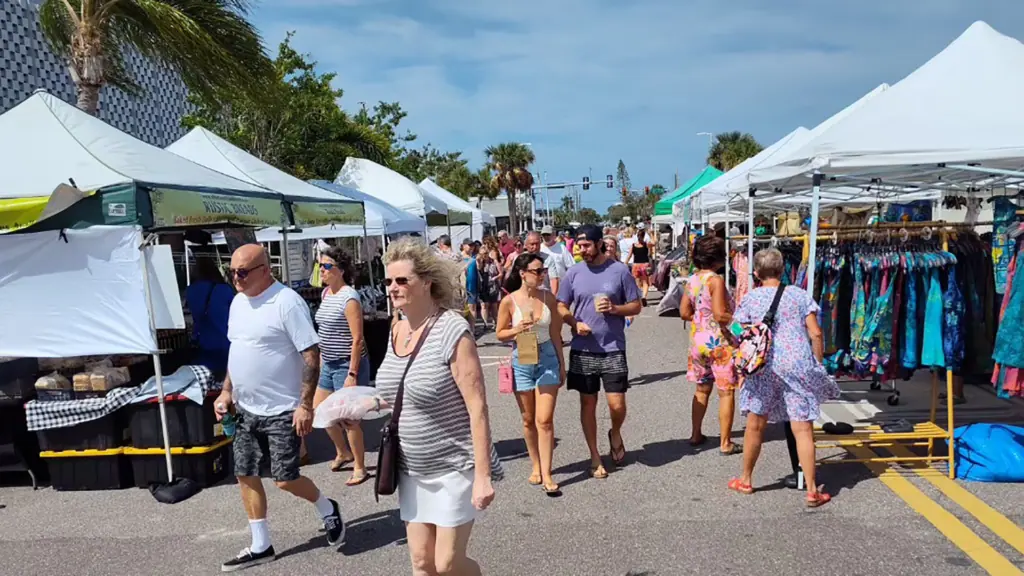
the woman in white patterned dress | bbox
[376,238,503,576]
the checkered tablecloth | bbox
[25,365,217,432]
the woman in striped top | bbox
[377,238,502,576]
[312,246,372,486]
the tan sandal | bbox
[589,464,608,479]
[329,456,354,472]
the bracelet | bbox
[348,372,357,378]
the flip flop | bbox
[720,443,743,456]
[589,464,608,480]
[528,474,543,486]
[542,483,563,497]
[806,491,832,508]
[728,478,754,495]
[346,471,371,486]
[608,430,626,465]
[329,456,354,472]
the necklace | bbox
[403,311,435,348]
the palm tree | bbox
[484,142,535,235]
[38,0,272,114]
[707,131,763,171]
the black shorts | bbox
[233,408,301,482]
[567,350,629,395]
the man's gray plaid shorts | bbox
[233,408,302,482]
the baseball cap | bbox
[636,222,646,230]
[541,225,554,235]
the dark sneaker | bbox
[324,499,346,547]
[783,473,800,490]
[221,546,275,572]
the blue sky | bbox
[249,0,1024,214]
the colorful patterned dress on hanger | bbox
[900,258,920,370]
[942,266,965,372]
[732,253,750,306]
[992,242,1024,398]
[920,268,946,369]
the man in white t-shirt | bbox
[540,225,575,294]
[214,244,344,572]
[525,230,560,292]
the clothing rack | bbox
[735,222,991,477]
[814,225,975,478]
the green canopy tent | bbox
[653,165,723,217]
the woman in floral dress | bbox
[680,235,741,455]
[729,248,838,507]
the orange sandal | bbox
[806,491,831,508]
[728,478,754,495]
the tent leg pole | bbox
[363,219,374,290]
[382,234,391,318]
[184,245,192,287]
[140,240,174,482]
[281,230,291,286]
[724,213,731,289]
[747,191,755,290]
[807,172,823,291]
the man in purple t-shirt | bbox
[557,224,642,480]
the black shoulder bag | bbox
[374,314,439,501]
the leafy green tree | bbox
[605,203,630,224]
[182,34,389,180]
[707,132,763,171]
[577,208,601,225]
[485,142,535,235]
[39,0,273,114]
[615,159,632,194]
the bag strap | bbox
[763,285,787,328]
[389,313,440,432]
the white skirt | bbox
[398,469,477,528]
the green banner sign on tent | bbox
[149,188,283,228]
[291,201,365,227]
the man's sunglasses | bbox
[383,277,411,287]
[229,264,265,280]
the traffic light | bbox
[582,176,590,190]
[645,186,650,194]
[606,175,613,188]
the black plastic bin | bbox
[128,393,221,449]
[124,438,232,488]
[41,448,133,491]
[36,414,126,452]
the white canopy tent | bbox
[335,158,465,227]
[748,21,1024,193]
[419,178,494,242]
[744,20,1024,294]
[0,92,271,201]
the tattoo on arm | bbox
[300,345,320,408]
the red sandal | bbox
[728,478,754,495]
[806,491,832,508]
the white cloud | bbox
[253,1,1024,208]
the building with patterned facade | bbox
[0,0,189,147]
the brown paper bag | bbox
[516,331,539,365]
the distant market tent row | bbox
[653,165,722,219]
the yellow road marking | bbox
[887,445,1024,556]
[848,446,1023,576]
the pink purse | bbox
[498,357,514,394]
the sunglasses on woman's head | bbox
[384,277,411,287]
[229,264,265,280]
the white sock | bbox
[249,519,271,554]
[313,492,335,519]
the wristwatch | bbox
[374,397,381,412]
[348,372,357,379]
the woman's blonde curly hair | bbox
[385,237,466,311]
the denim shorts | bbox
[318,357,372,391]
[512,339,561,392]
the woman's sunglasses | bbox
[229,264,265,280]
[319,262,335,271]
[383,277,411,287]
[525,267,548,276]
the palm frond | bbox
[38,0,76,58]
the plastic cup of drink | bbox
[594,292,608,312]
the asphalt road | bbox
[1,292,1022,575]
